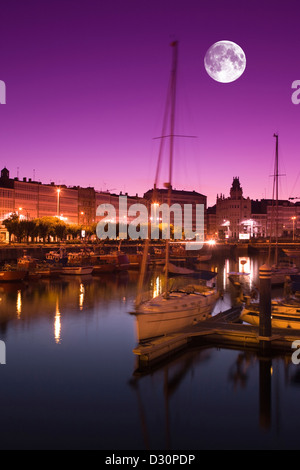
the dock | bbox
[133,264,300,367]
[133,306,300,366]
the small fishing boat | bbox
[0,269,26,282]
[127,253,150,270]
[26,272,41,281]
[100,252,130,271]
[240,298,300,329]
[92,262,116,274]
[35,267,62,278]
[17,254,37,271]
[61,266,93,276]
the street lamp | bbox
[57,189,61,217]
[292,216,297,241]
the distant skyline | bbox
[0,0,300,207]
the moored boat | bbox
[92,262,116,274]
[100,252,130,271]
[35,267,62,278]
[61,266,93,276]
[165,262,196,276]
[283,249,300,257]
[26,272,41,281]
[0,270,27,282]
[240,299,300,329]
[135,284,219,341]
[127,253,150,270]
[17,254,37,271]
[271,259,299,286]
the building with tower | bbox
[216,177,251,239]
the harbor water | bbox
[0,252,300,449]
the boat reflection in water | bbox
[131,347,275,448]
[0,253,299,449]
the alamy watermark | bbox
[291,340,300,365]
[291,80,300,104]
[96,196,204,250]
[0,80,6,104]
[0,341,6,365]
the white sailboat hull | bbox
[135,290,218,341]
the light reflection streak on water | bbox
[54,298,61,344]
[79,283,85,311]
[224,259,230,291]
[16,290,22,319]
[153,276,161,298]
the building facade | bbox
[0,168,80,224]
[214,177,300,240]
[216,177,251,239]
[144,186,207,238]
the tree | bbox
[35,217,55,243]
[3,213,20,243]
[22,220,38,243]
[53,219,67,241]
[68,224,82,240]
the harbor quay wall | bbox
[0,241,299,263]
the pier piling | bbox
[259,264,272,353]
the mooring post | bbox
[259,264,272,352]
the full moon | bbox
[204,40,246,83]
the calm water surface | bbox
[0,253,300,449]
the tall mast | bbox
[169,41,178,187]
[165,41,178,299]
[274,133,279,265]
[135,41,179,306]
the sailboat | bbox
[269,134,299,285]
[133,41,218,342]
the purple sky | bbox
[0,0,300,206]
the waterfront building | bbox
[143,187,207,237]
[216,177,251,239]
[95,190,145,226]
[206,205,217,239]
[77,187,96,226]
[0,168,15,221]
[0,168,79,224]
[250,200,268,238]
[215,178,300,240]
[266,199,299,238]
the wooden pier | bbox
[133,305,300,366]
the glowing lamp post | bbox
[57,189,61,218]
[292,216,297,241]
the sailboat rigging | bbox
[268,134,299,285]
[133,41,218,342]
